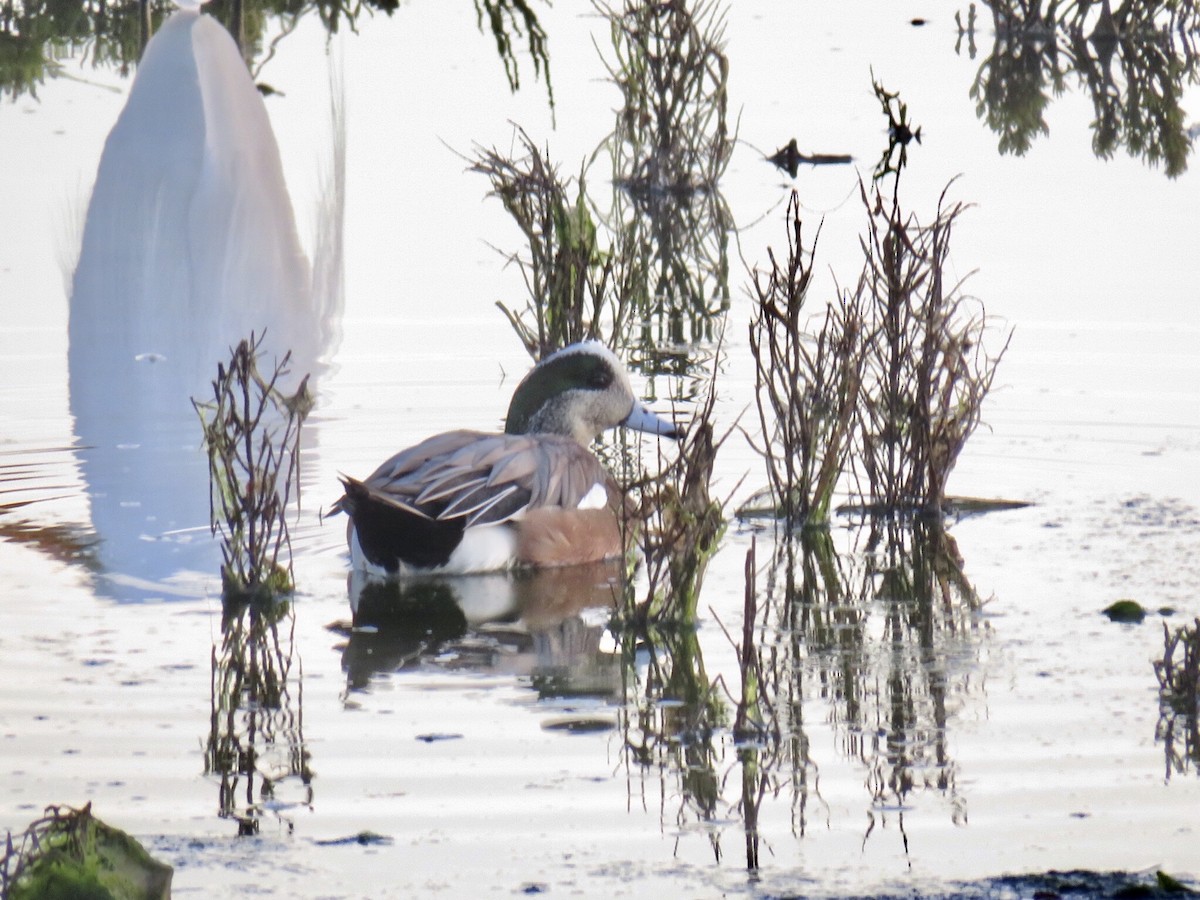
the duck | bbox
[331,341,682,577]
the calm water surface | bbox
[2,2,1199,897]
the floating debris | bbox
[540,716,617,734]
[766,138,852,177]
[313,832,394,847]
[415,732,464,743]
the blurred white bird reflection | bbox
[68,7,343,600]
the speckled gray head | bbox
[504,341,682,445]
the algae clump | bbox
[3,804,171,900]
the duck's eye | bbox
[588,366,614,389]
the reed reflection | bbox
[205,598,312,836]
[615,520,987,870]
[615,621,725,857]
[601,0,733,353]
[958,0,1200,175]
[0,0,552,103]
[748,520,983,862]
[1155,617,1200,780]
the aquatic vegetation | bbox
[471,129,625,358]
[872,74,923,181]
[635,516,985,870]
[192,332,312,604]
[957,0,1200,175]
[206,599,312,836]
[473,0,553,108]
[620,355,730,625]
[599,0,732,197]
[1155,617,1200,779]
[717,536,779,869]
[0,803,172,900]
[745,166,1008,521]
[475,0,736,356]
[599,0,734,342]
[852,175,1011,517]
[0,0,553,105]
[756,521,981,841]
[746,191,865,528]
[614,618,727,852]
[743,80,1010,522]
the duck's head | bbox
[504,341,682,445]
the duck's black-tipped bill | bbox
[622,402,684,440]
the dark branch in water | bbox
[767,138,853,178]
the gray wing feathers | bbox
[352,431,609,527]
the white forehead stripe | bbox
[548,340,620,367]
[577,482,609,510]
[543,340,634,395]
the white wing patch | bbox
[577,482,609,510]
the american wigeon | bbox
[333,341,681,576]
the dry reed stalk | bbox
[471,127,627,359]
[853,179,1011,517]
[747,191,866,528]
[193,332,311,603]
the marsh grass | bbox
[859,81,1011,514]
[611,176,734,348]
[746,191,865,528]
[474,0,736,357]
[192,332,312,604]
[471,128,630,359]
[852,177,1012,517]
[744,162,1008,525]
[1155,617,1200,778]
[714,536,776,869]
[605,349,733,850]
[618,356,731,626]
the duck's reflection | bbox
[67,6,342,601]
[340,562,623,696]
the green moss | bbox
[7,806,172,900]
[1103,599,1148,624]
[10,852,117,900]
